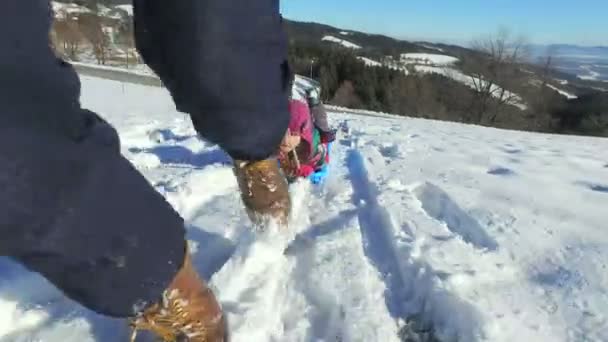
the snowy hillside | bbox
[530,44,608,83]
[546,84,578,99]
[401,53,459,66]
[415,66,528,110]
[357,56,383,67]
[1,76,608,342]
[352,51,528,111]
[578,66,603,82]
[322,35,362,49]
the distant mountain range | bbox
[284,19,479,62]
[529,44,608,59]
[528,44,608,82]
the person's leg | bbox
[134,0,290,158]
[1,2,225,340]
[134,0,292,226]
[0,0,185,318]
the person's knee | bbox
[77,110,121,152]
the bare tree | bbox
[78,13,110,65]
[530,48,566,131]
[117,18,137,67]
[537,45,559,87]
[466,28,528,123]
[52,12,84,60]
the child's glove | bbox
[320,129,337,144]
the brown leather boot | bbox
[233,158,291,227]
[129,251,226,342]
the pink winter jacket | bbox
[287,99,317,177]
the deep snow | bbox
[1,76,607,342]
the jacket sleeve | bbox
[134,0,291,161]
[0,0,185,318]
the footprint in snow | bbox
[576,181,608,194]
[379,144,401,159]
[501,147,523,155]
[487,167,516,177]
[414,182,499,251]
[340,139,353,148]
[148,128,192,144]
[588,184,608,193]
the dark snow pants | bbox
[0,0,289,318]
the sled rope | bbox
[290,149,301,170]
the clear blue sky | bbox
[280,0,607,46]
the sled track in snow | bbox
[346,150,409,319]
[346,149,441,341]
[346,149,484,342]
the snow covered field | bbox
[1,76,608,342]
[322,36,362,49]
[401,53,459,66]
[357,56,383,67]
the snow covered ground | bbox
[322,36,362,49]
[402,53,459,66]
[418,44,446,53]
[357,56,383,67]
[578,66,603,81]
[1,76,608,342]
[546,84,578,99]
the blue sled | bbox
[308,142,332,185]
[309,164,329,184]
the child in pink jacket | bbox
[279,98,330,181]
